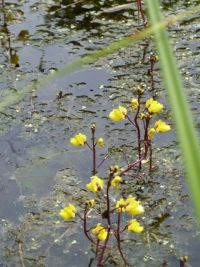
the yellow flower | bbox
[109,106,127,121]
[86,176,104,192]
[59,204,76,220]
[131,98,139,109]
[146,98,163,113]
[111,176,122,188]
[154,120,171,132]
[97,137,104,147]
[116,198,126,212]
[70,133,87,146]
[125,197,144,215]
[86,199,95,208]
[148,127,156,139]
[92,223,108,241]
[98,228,108,241]
[128,219,144,233]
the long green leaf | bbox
[1,4,200,112]
[145,0,200,224]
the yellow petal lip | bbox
[70,133,87,146]
[92,223,103,235]
[116,198,126,212]
[86,175,104,193]
[128,219,144,233]
[109,106,127,121]
[125,197,144,215]
[111,176,122,188]
[98,229,108,241]
[59,204,76,220]
[146,98,163,113]
[91,224,108,241]
[154,120,171,132]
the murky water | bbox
[0,0,200,266]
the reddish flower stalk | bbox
[134,95,142,169]
[96,171,113,266]
[119,140,149,176]
[115,213,128,266]
[97,153,109,169]
[83,208,97,246]
[149,54,158,89]
[136,0,147,27]
[149,140,153,172]
[91,125,97,175]
[96,227,111,267]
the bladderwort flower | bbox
[148,127,156,139]
[125,197,144,215]
[70,133,87,146]
[128,219,144,233]
[146,98,163,113]
[111,176,122,188]
[109,106,127,121]
[86,175,104,193]
[116,198,126,212]
[59,204,76,220]
[131,98,139,109]
[96,137,104,147]
[86,199,95,208]
[154,120,171,133]
[92,223,108,241]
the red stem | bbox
[96,173,113,266]
[119,142,149,176]
[150,60,155,89]
[149,140,153,172]
[83,209,97,246]
[91,128,96,175]
[136,0,147,27]
[97,153,109,169]
[116,213,128,265]
[134,96,141,169]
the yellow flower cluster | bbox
[92,223,108,241]
[70,133,87,146]
[86,175,104,193]
[115,197,144,234]
[109,106,127,121]
[116,197,144,215]
[146,98,163,113]
[59,204,76,220]
[148,120,171,139]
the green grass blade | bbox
[1,5,200,112]
[145,0,200,224]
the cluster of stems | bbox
[136,0,147,27]
[79,168,132,266]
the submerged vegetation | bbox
[0,0,200,266]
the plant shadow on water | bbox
[0,0,200,266]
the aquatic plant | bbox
[60,164,145,266]
[60,91,171,264]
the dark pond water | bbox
[0,0,200,266]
